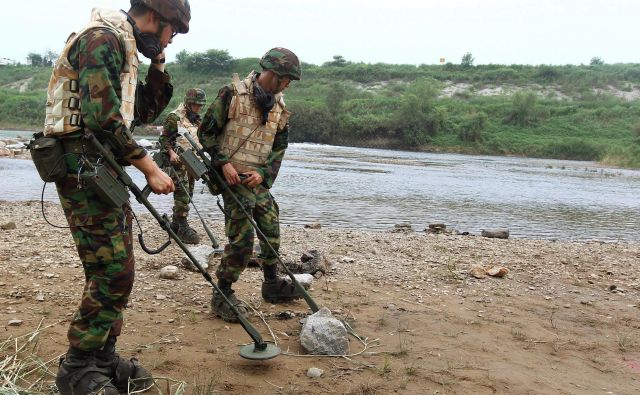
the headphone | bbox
[120,10,163,59]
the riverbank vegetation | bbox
[2,50,640,167]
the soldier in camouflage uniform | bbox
[42,1,190,394]
[158,88,206,244]
[198,48,302,323]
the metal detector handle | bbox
[141,184,152,199]
[138,233,171,254]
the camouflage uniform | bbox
[198,49,301,322]
[160,113,197,214]
[55,25,173,352]
[198,84,288,283]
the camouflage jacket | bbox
[68,27,173,160]
[159,109,201,153]
[198,84,289,189]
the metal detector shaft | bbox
[183,133,320,313]
[84,132,268,350]
[168,165,222,250]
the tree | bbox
[26,52,43,66]
[505,91,538,126]
[323,55,350,67]
[396,79,446,145]
[175,49,189,64]
[459,111,488,143]
[461,52,474,68]
[590,56,605,66]
[43,50,58,67]
[180,49,234,72]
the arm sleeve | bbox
[74,28,172,161]
[197,86,233,166]
[159,113,179,152]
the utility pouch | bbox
[80,165,129,208]
[29,133,67,182]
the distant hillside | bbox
[2,54,640,167]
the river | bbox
[1,131,639,241]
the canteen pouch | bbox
[28,133,67,182]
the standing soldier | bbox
[41,1,189,394]
[159,88,206,244]
[198,48,302,323]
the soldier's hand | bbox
[242,171,263,188]
[168,150,181,165]
[147,169,175,194]
[222,163,241,186]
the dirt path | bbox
[1,200,640,394]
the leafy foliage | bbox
[3,50,640,167]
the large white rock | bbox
[293,273,314,289]
[159,265,179,280]
[181,244,217,272]
[300,307,348,355]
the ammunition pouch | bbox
[29,133,67,182]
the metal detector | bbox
[181,132,321,313]
[152,150,223,253]
[85,132,280,360]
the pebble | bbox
[306,367,324,378]
[8,319,23,326]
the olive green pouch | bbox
[29,133,67,182]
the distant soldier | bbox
[159,88,206,243]
[198,48,302,322]
[40,1,189,394]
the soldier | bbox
[159,88,206,244]
[198,48,302,323]
[41,1,190,394]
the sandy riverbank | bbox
[1,200,640,394]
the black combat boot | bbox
[211,279,249,323]
[95,336,154,393]
[55,347,118,395]
[261,265,303,303]
[170,215,200,244]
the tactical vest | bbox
[44,8,139,136]
[218,72,291,173]
[171,103,201,151]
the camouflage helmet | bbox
[259,47,301,80]
[184,88,206,105]
[130,0,191,34]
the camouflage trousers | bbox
[217,184,280,283]
[55,153,134,352]
[169,162,195,218]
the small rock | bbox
[293,274,314,289]
[608,284,617,291]
[392,223,413,233]
[306,367,324,378]
[159,265,179,280]
[35,293,45,302]
[481,228,509,239]
[469,266,487,279]
[1,222,17,230]
[8,320,23,326]
[340,256,355,264]
[304,223,322,229]
[487,266,509,278]
[156,294,167,300]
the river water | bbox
[2,131,639,241]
